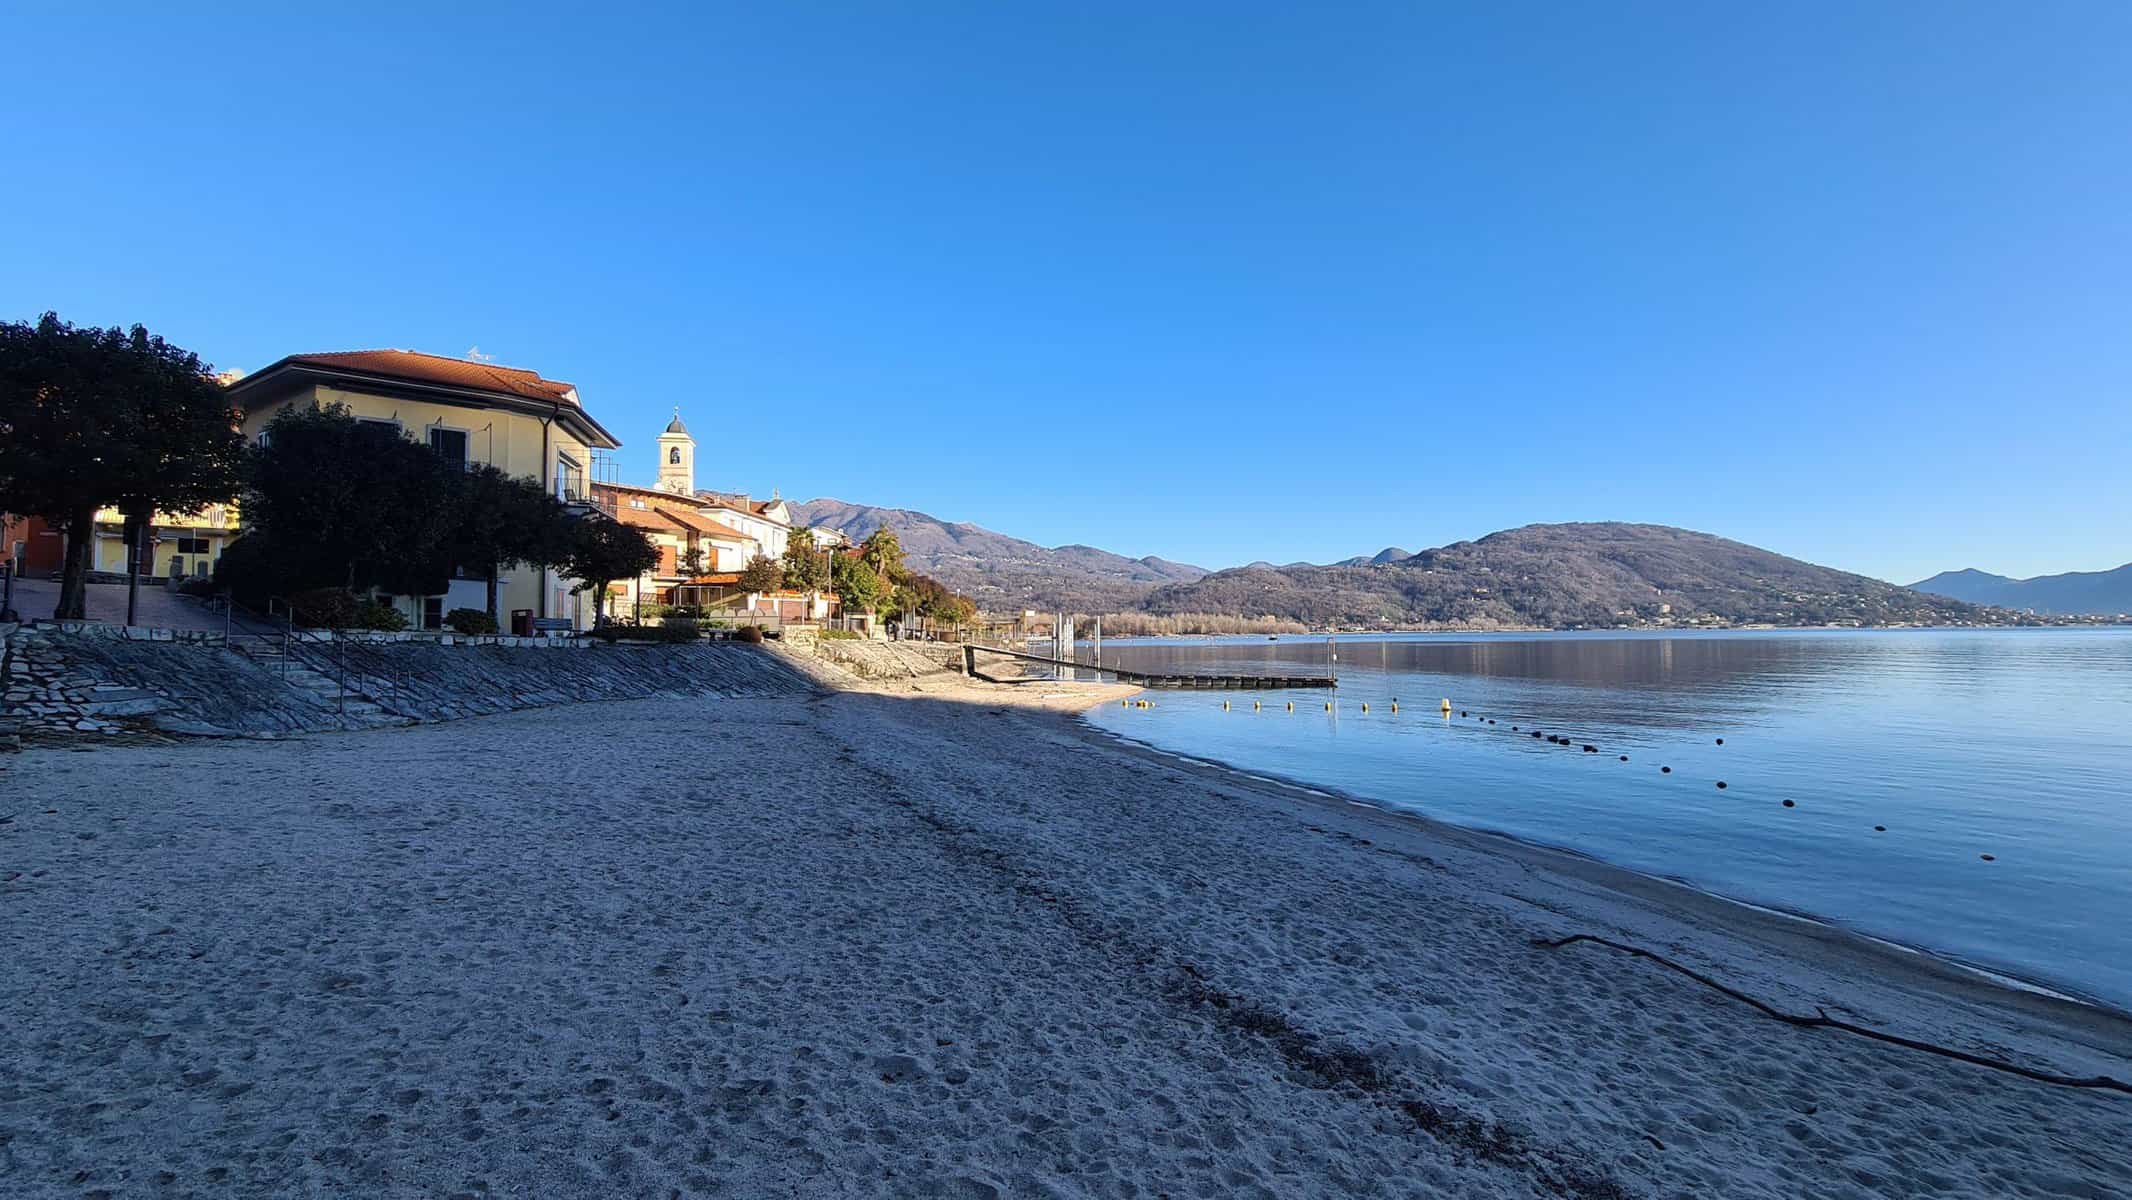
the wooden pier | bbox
[963,644,1337,689]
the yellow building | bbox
[88,502,240,580]
[227,350,623,632]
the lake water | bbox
[1079,629,2132,1011]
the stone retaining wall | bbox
[0,621,820,745]
[812,638,965,681]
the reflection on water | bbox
[1085,629,2132,1010]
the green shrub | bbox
[288,587,358,629]
[174,577,218,598]
[734,624,765,644]
[352,599,408,631]
[818,627,861,640]
[445,607,499,636]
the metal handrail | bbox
[222,594,295,679]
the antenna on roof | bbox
[467,346,494,363]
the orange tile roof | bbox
[593,484,756,542]
[656,506,751,542]
[279,349,579,404]
[610,504,683,534]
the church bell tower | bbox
[657,409,694,495]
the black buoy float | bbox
[1660,766,1671,774]
[1980,853,1996,862]
[1873,825,1885,832]
[1782,799,1795,808]
[1618,755,1629,762]
[1716,738,1725,745]
[1716,781,1728,789]
[1531,731,1542,739]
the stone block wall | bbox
[0,621,821,745]
[812,638,965,681]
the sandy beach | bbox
[3,659,2128,1198]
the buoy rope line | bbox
[1534,934,2132,1095]
[1188,703,1992,858]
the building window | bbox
[358,417,402,434]
[556,453,585,502]
[429,427,469,468]
[668,446,682,464]
[175,537,209,554]
[423,596,444,630]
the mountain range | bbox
[1909,564,2132,616]
[792,501,2009,629]
[1144,522,1986,629]
[788,499,1206,613]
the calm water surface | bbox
[1080,629,2132,1010]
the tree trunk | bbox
[485,564,500,626]
[55,505,95,620]
[123,511,146,627]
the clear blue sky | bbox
[5,3,2128,582]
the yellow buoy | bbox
[1287,701,1294,711]
[1390,702,1399,712]
[1253,701,1262,710]
[1324,702,1333,712]
[1361,703,1370,712]
[1439,698,1452,713]
[1222,701,1230,710]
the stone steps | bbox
[229,637,401,724]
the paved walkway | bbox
[3,576,274,634]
